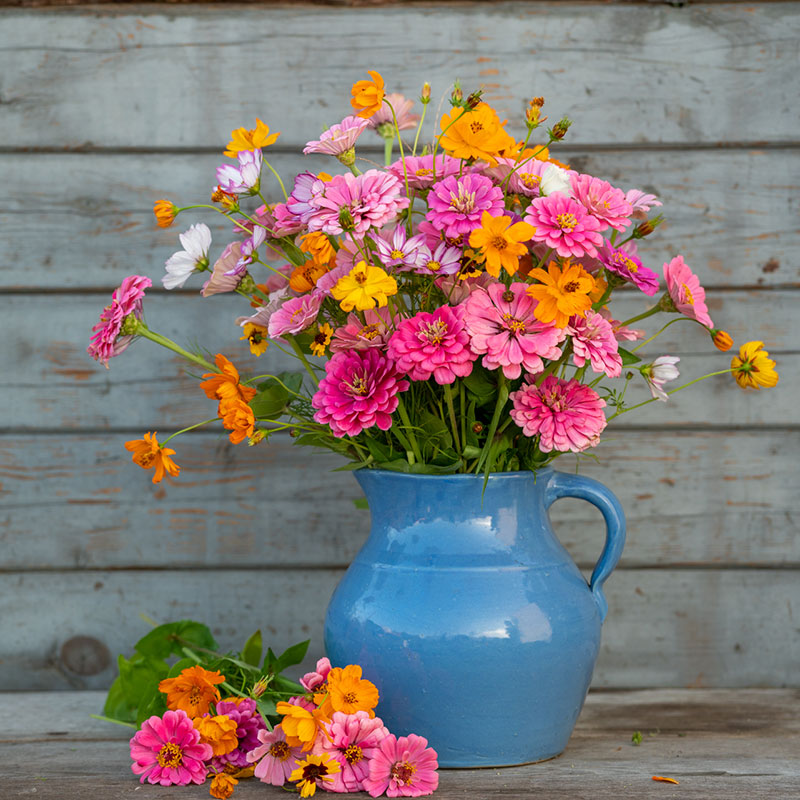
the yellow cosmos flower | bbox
[290,753,341,798]
[351,70,385,118]
[224,118,280,158]
[310,323,334,357]
[438,102,517,166]
[527,260,596,328]
[469,212,535,278]
[731,341,779,390]
[331,261,397,312]
[124,432,180,485]
[240,323,269,357]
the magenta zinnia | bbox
[312,348,409,438]
[524,192,604,259]
[210,698,266,771]
[425,173,505,239]
[87,274,151,366]
[598,241,659,296]
[363,733,439,798]
[510,375,607,453]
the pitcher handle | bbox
[545,471,626,622]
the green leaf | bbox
[332,461,366,472]
[104,653,170,724]
[353,497,369,509]
[280,239,308,267]
[250,382,289,418]
[462,445,481,459]
[364,436,392,462]
[274,639,310,672]
[463,365,496,405]
[278,371,304,395]
[618,347,642,365]
[242,630,263,667]
[134,620,217,660]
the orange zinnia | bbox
[153,199,177,228]
[124,432,180,484]
[351,70,385,118]
[439,102,517,166]
[220,398,256,444]
[194,714,239,756]
[158,665,225,718]
[224,118,280,158]
[276,702,330,751]
[200,354,257,407]
[209,773,238,799]
[323,664,379,718]
[469,212,535,278]
[527,260,596,328]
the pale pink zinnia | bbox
[480,156,548,197]
[388,154,462,190]
[567,310,623,377]
[463,283,565,380]
[303,115,370,156]
[625,188,662,216]
[643,355,680,401]
[663,255,713,327]
[88,274,151,366]
[368,93,420,131]
[524,192,604,259]
[387,305,478,385]
[570,173,633,231]
[268,293,323,338]
[129,709,212,786]
[363,733,439,798]
[510,375,607,453]
[426,173,504,239]
[313,711,390,793]
[247,725,303,787]
[312,348,409,438]
[330,308,393,353]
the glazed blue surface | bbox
[324,468,625,767]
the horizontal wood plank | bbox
[0,4,798,149]
[1,568,797,690]
[2,148,797,289]
[1,430,798,570]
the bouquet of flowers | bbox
[88,70,778,482]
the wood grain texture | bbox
[2,689,799,799]
[1,568,797,690]
[2,148,797,289]
[1,431,798,570]
[1,3,798,149]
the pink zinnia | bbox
[363,733,439,798]
[567,310,623,378]
[524,192,604,259]
[330,308,393,353]
[268,293,323,338]
[463,283,565,380]
[480,156,548,197]
[368,93,420,131]
[247,724,303,787]
[387,305,478,385]
[598,308,645,342]
[663,255,713,327]
[300,656,332,692]
[388,154,462,190]
[313,711,390,793]
[598,240,659,296]
[88,274,151,366]
[426,173,504,239]
[510,375,607,453]
[211,698,266,770]
[303,115,370,156]
[306,170,409,237]
[626,188,662,215]
[312,348,409,438]
[570,173,633,231]
[129,709,212,786]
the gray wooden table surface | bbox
[3,689,798,799]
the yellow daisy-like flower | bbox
[331,261,397,312]
[731,341,779,390]
[323,664,380,718]
[290,753,341,798]
[310,323,334,357]
[438,102,517,167]
[351,70,385,118]
[224,118,280,158]
[468,212,535,278]
[527,260,596,328]
[240,323,269,357]
[276,702,330,751]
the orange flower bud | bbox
[421,82,431,104]
[711,329,733,352]
[153,199,177,228]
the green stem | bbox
[136,325,217,372]
[396,395,423,464]
[262,159,288,200]
[288,336,320,387]
[412,102,428,156]
[459,382,466,449]
[632,317,692,352]
[385,100,411,208]
[443,383,461,454]
[619,304,662,328]
[383,135,394,167]
[500,138,555,191]
[475,374,508,475]
[90,714,137,729]
[161,418,218,447]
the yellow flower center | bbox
[390,761,417,785]
[358,325,380,340]
[419,320,449,345]
[269,741,290,761]
[520,173,541,189]
[390,249,404,260]
[612,253,638,273]
[556,213,578,232]
[491,236,508,251]
[345,375,368,396]
[502,313,526,335]
[344,745,364,764]
[415,168,433,177]
[449,185,476,214]
[426,260,442,272]
[157,742,184,769]
[681,283,695,305]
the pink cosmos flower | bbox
[129,709,212,786]
[598,240,660,296]
[567,310,623,377]
[300,657,332,692]
[625,188,662,216]
[330,308,393,353]
[287,171,329,224]
[598,308,645,342]
[368,93,420,131]
[270,202,307,236]
[510,376,607,453]
[229,227,266,276]
[202,242,244,297]
[216,149,262,195]
[463,283,565,380]
[426,173,505,239]
[643,355,680,401]
[209,698,267,770]
[663,255,713,327]
[570,173,633,231]
[88,274,151,366]
[375,225,427,271]
[303,115,370,156]
[480,156,548,197]
[268,293,323,338]
[363,733,439,798]
[413,240,463,276]
[247,725,303,787]
[524,192,604,259]
[387,305,478,385]
[314,711,390,793]
[237,286,291,330]
[388,154,462,190]
[286,695,317,711]
[312,348,409,438]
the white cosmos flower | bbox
[539,164,573,197]
[162,223,212,289]
[643,355,680,401]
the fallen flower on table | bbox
[652,775,680,784]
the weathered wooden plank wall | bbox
[1,1,798,690]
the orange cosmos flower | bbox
[224,118,280,158]
[731,341,779,390]
[299,231,336,266]
[527,260,596,328]
[439,102,517,167]
[158,665,225,718]
[323,664,379,718]
[290,260,330,293]
[124,432,180,484]
[209,772,238,800]
[200,354,257,407]
[469,212,535,278]
[194,715,239,757]
[276,702,331,751]
[153,199,177,228]
[351,70,385,118]
[220,398,256,444]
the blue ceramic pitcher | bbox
[324,468,625,767]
